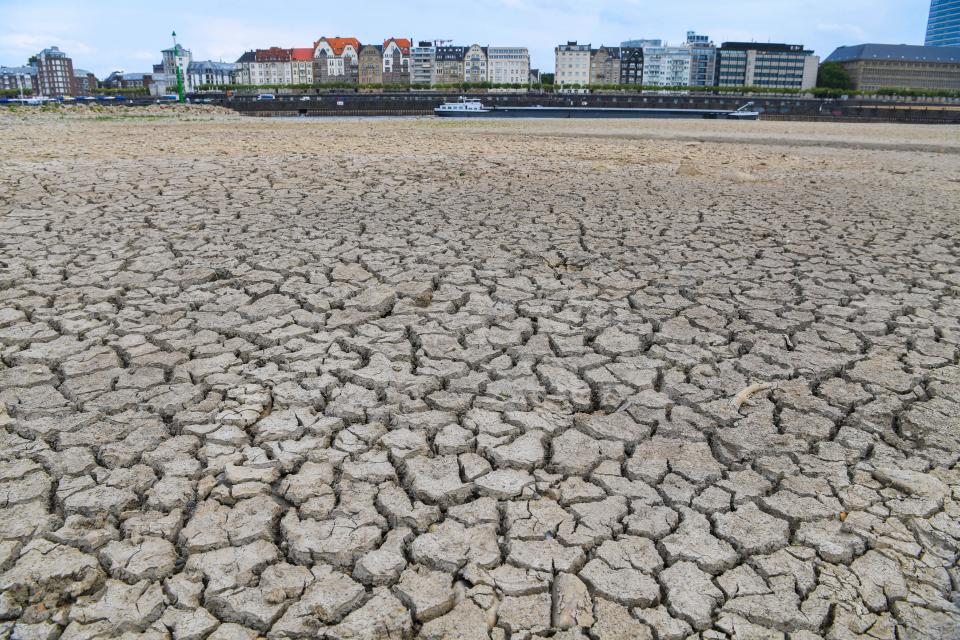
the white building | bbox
[626,39,691,86]
[161,41,192,90]
[555,41,591,86]
[464,44,488,83]
[487,47,529,85]
[187,61,235,89]
[410,41,435,85]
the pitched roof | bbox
[291,47,314,61]
[314,37,361,55]
[826,43,960,64]
[235,51,256,63]
[384,38,411,53]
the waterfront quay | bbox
[1,110,959,638]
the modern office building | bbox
[716,42,819,90]
[410,41,435,85]
[685,31,716,86]
[825,43,960,90]
[926,0,960,46]
[555,41,591,85]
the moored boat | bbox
[434,99,760,120]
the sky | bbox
[0,0,933,78]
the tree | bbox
[539,73,554,85]
[817,62,852,90]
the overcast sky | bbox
[0,0,932,78]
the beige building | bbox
[464,45,487,83]
[826,43,960,91]
[359,45,383,85]
[433,46,466,85]
[487,47,530,85]
[555,41,591,86]
[590,47,621,85]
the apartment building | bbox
[411,41,435,85]
[359,45,383,85]
[826,43,960,91]
[0,66,36,93]
[487,47,530,84]
[433,46,466,85]
[555,42,591,85]
[464,45,487,83]
[238,47,294,85]
[314,38,361,83]
[162,43,192,90]
[35,46,75,96]
[383,38,411,84]
[619,48,644,85]
[188,61,235,88]
[290,48,314,84]
[633,40,691,86]
[590,47,621,85]
[716,42,818,90]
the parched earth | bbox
[1,110,960,640]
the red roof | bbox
[314,37,361,55]
[255,47,291,62]
[291,47,313,61]
[384,38,411,54]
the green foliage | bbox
[539,73,554,85]
[0,88,33,97]
[817,62,853,90]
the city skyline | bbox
[0,0,933,78]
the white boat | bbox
[434,98,493,115]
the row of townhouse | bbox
[233,38,531,86]
[556,33,819,90]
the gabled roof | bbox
[291,48,314,61]
[235,51,256,63]
[384,38,411,53]
[314,37,361,55]
[826,43,960,64]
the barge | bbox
[435,98,761,120]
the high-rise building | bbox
[826,44,960,91]
[716,42,819,90]
[926,0,960,46]
[35,47,75,96]
[555,42,591,86]
[685,31,716,87]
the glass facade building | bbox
[926,0,960,46]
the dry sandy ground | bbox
[1,108,959,639]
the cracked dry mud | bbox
[1,111,960,640]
